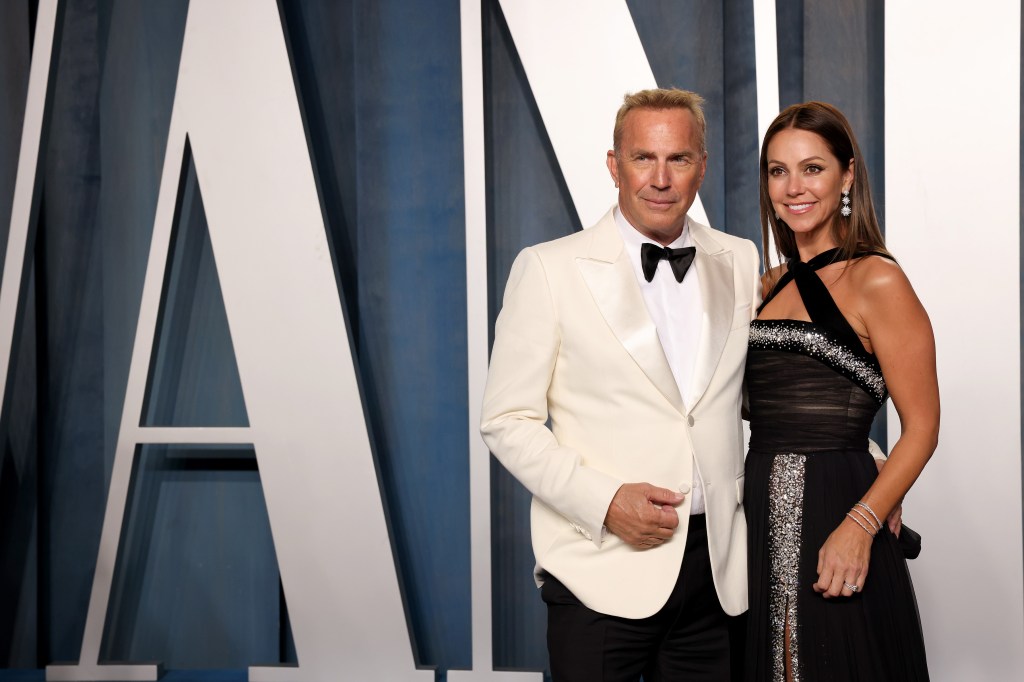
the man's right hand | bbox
[604,483,684,549]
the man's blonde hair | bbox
[612,88,707,155]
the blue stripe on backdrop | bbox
[281,0,472,672]
[800,0,885,219]
[775,0,805,112]
[39,0,118,661]
[0,0,31,276]
[776,0,886,240]
[0,2,36,668]
[346,0,471,669]
[720,0,761,246]
[0,283,38,669]
[35,0,196,663]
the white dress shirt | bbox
[615,207,707,514]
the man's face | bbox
[607,108,707,245]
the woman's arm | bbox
[857,257,940,519]
[814,256,939,597]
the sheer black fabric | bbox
[743,253,929,681]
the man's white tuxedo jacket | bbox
[481,207,760,619]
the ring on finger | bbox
[843,581,860,593]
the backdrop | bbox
[0,0,1020,680]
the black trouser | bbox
[542,515,734,681]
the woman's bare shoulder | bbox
[849,254,913,299]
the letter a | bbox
[46,1,430,680]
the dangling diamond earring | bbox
[841,189,852,217]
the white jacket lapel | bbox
[688,221,735,409]
[575,213,684,412]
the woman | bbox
[744,101,937,681]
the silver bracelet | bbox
[855,501,883,528]
[849,506,880,533]
[846,511,876,537]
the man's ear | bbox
[606,150,619,187]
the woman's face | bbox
[765,128,853,241]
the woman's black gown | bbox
[744,249,929,681]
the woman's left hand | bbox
[814,516,873,598]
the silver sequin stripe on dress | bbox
[769,453,807,682]
[749,321,887,403]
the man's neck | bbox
[614,205,688,247]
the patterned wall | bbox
[0,0,1019,680]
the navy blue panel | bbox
[351,0,470,670]
[38,0,111,660]
[100,445,278,667]
[802,0,885,222]
[37,0,190,663]
[775,0,805,108]
[720,0,761,247]
[778,1,885,234]
[0,0,37,669]
[142,146,248,428]
[625,1,760,246]
[0,671,42,682]
[0,0,31,274]
[483,0,580,671]
[0,280,38,668]
[282,0,471,671]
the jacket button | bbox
[679,483,692,494]
[687,415,695,427]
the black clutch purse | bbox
[897,524,922,560]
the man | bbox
[481,88,760,680]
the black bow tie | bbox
[640,243,696,283]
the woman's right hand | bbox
[814,516,873,598]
